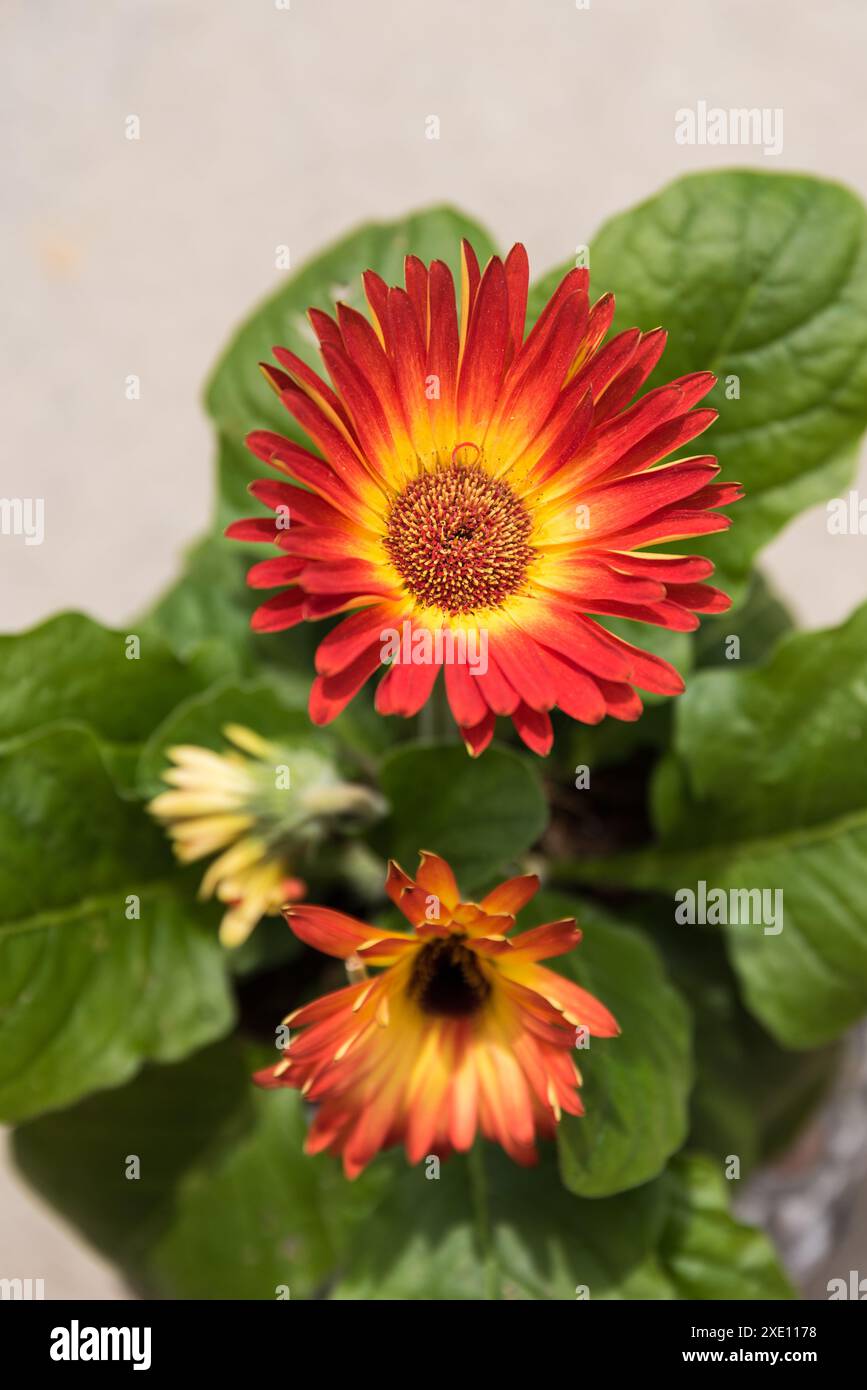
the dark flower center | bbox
[384,462,533,614]
[408,936,492,1018]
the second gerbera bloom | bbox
[255,851,618,1178]
[229,241,741,754]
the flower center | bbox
[408,936,491,1018]
[384,462,533,614]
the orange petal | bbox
[415,851,461,911]
[283,903,411,960]
[480,873,540,916]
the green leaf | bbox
[647,914,837,1172]
[530,170,867,593]
[205,205,498,528]
[12,1044,790,1300]
[12,1043,250,1267]
[375,741,547,892]
[331,1145,668,1300]
[563,601,867,1048]
[0,727,234,1120]
[0,613,217,789]
[10,1040,664,1300]
[11,1040,394,1300]
[619,1154,794,1300]
[147,1090,387,1300]
[521,892,692,1197]
[690,1011,837,1175]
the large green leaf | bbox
[332,1144,667,1300]
[520,892,692,1197]
[617,1154,794,1300]
[206,206,498,529]
[0,727,233,1120]
[647,913,838,1173]
[9,1040,394,1300]
[375,741,547,893]
[12,1043,250,1271]
[530,171,867,592]
[561,602,867,1048]
[0,613,223,790]
[12,1040,790,1300]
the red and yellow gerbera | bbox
[229,241,741,755]
[255,851,618,1178]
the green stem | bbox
[418,696,436,742]
[467,1143,499,1301]
[417,672,460,744]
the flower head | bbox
[229,241,741,756]
[255,851,618,1178]
[148,723,383,947]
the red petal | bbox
[491,624,558,712]
[511,702,553,756]
[415,851,461,909]
[457,257,509,437]
[473,651,520,715]
[404,254,429,339]
[246,556,304,589]
[315,603,406,676]
[503,242,530,361]
[444,660,487,727]
[225,516,278,544]
[593,327,668,423]
[308,643,383,723]
[251,590,305,632]
[374,659,440,717]
[461,708,496,757]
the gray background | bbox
[2,0,866,1297]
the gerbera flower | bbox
[255,851,618,1177]
[148,723,384,947]
[228,241,741,756]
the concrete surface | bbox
[2,0,866,1298]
